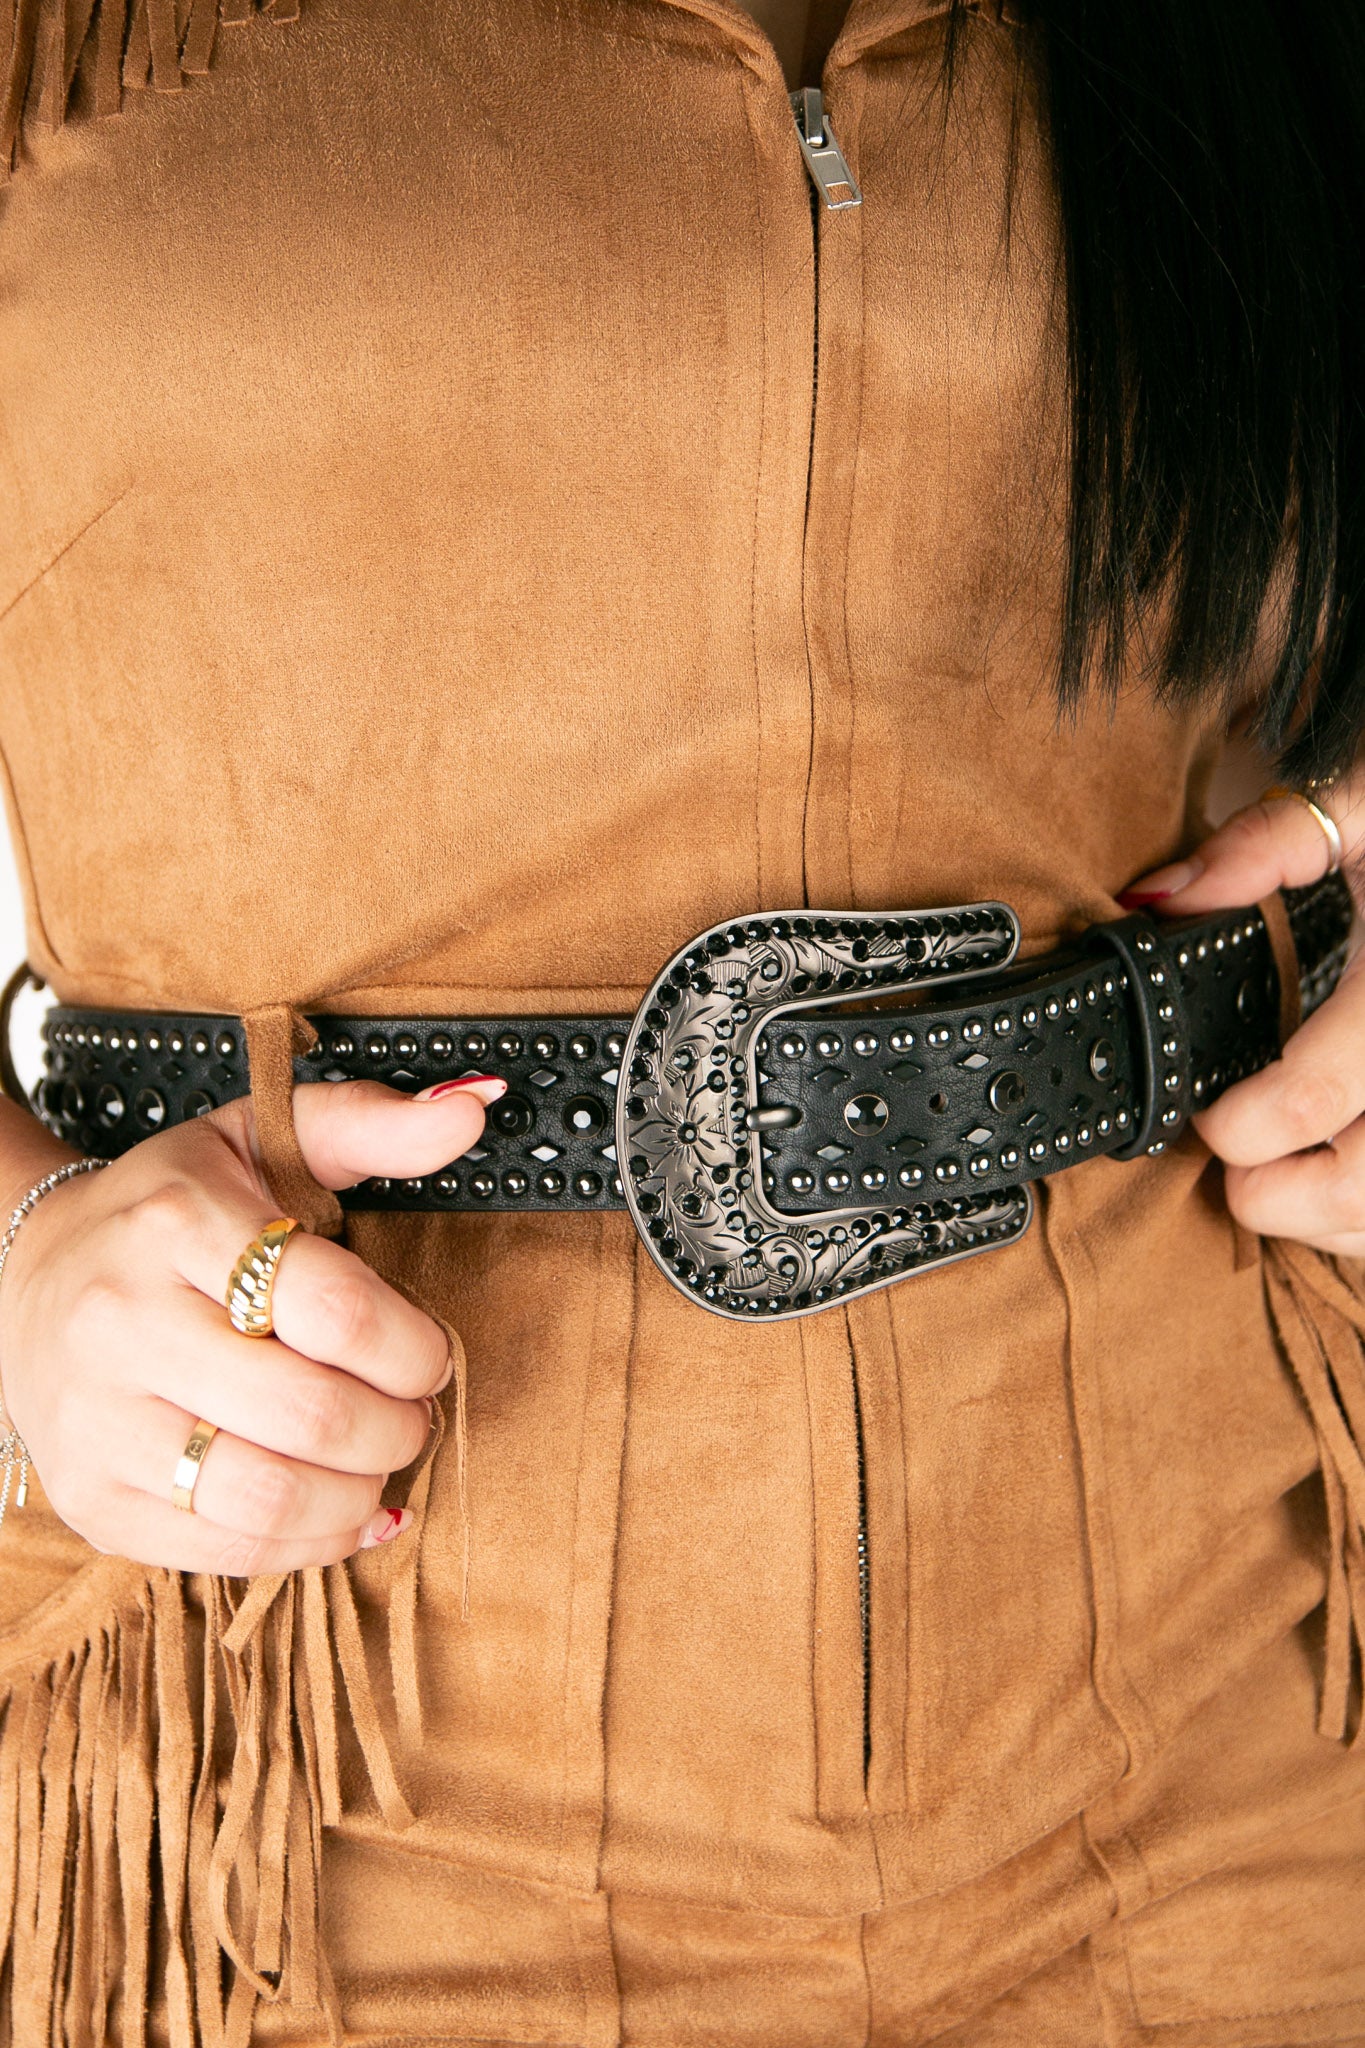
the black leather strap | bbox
[32,874,1353,1215]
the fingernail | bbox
[415,1075,507,1104]
[1118,858,1204,908]
[360,1507,412,1549]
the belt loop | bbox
[1257,889,1304,1050]
[241,1004,344,1240]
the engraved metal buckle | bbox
[617,904,1035,1320]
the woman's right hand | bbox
[0,1072,505,1575]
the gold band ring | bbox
[171,1418,219,1514]
[226,1217,300,1338]
[1262,784,1343,876]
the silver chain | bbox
[0,1157,109,1530]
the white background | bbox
[0,832,53,1097]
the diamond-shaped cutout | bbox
[465,1145,490,1162]
[600,1067,620,1088]
[963,1127,993,1146]
[816,1142,850,1162]
[528,1068,560,1089]
[888,1132,926,1153]
[599,1143,618,1162]
[530,1143,562,1163]
[957,1051,989,1070]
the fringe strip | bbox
[0,1386,449,2048]
[1264,1238,1365,1746]
[0,0,302,175]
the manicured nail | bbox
[1118,858,1204,908]
[360,1507,412,1549]
[415,1075,507,1103]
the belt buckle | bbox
[618,905,1035,1320]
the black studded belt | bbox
[34,876,1352,1321]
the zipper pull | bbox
[790,87,862,210]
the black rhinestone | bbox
[96,1085,125,1125]
[491,1092,535,1136]
[1088,1038,1116,1082]
[629,1155,650,1178]
[134,1087,166,1129]
[562,1095,607,1136]
[843,1092,889,1134]
[183,1090,216,1117]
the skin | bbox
[0,1074,505,1573]
[1122,776,1365,1259]
[737,0,815,83]
[0,774,1353,1574]
[0,0,1351,1570]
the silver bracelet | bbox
[0,1157,109,1528]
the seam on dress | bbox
[1037,1179,1157,1772]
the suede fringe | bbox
[1264,1239,1365,1747]
[0,0,301,174]
[0,1538,434,2047]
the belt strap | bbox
[36,875,1350,1223]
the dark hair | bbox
[952,1,1365,782]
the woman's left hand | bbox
[1120,777,1364,1257]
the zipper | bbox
[790,87,862,211]
[851,1367,872,1773]
[791,84,871,1779]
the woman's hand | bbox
[1121,778,1364,1256]
[0,1072,505,1573]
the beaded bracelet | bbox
[0,1157,109,1530]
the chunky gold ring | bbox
[226,1217,300,1338]
[171,1418,219,1514]
[1262,784,1343,876]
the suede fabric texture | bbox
[0,1,1360,2043]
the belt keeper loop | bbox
[1093,913,1193,1159]
[1256,890,1304,1049]
[242,1004,344,1240]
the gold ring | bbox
[226,1217,300,1338]
[171,1418,218,1513]
[1261,784,1343,875]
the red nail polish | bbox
[423,1075,500,1098]
[1117,887,1172,909]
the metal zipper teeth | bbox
[852,1369,872,1772]
[791,87,871,1777]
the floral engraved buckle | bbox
[617,904,1036,1320]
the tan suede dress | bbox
[0,2,1361,2043]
